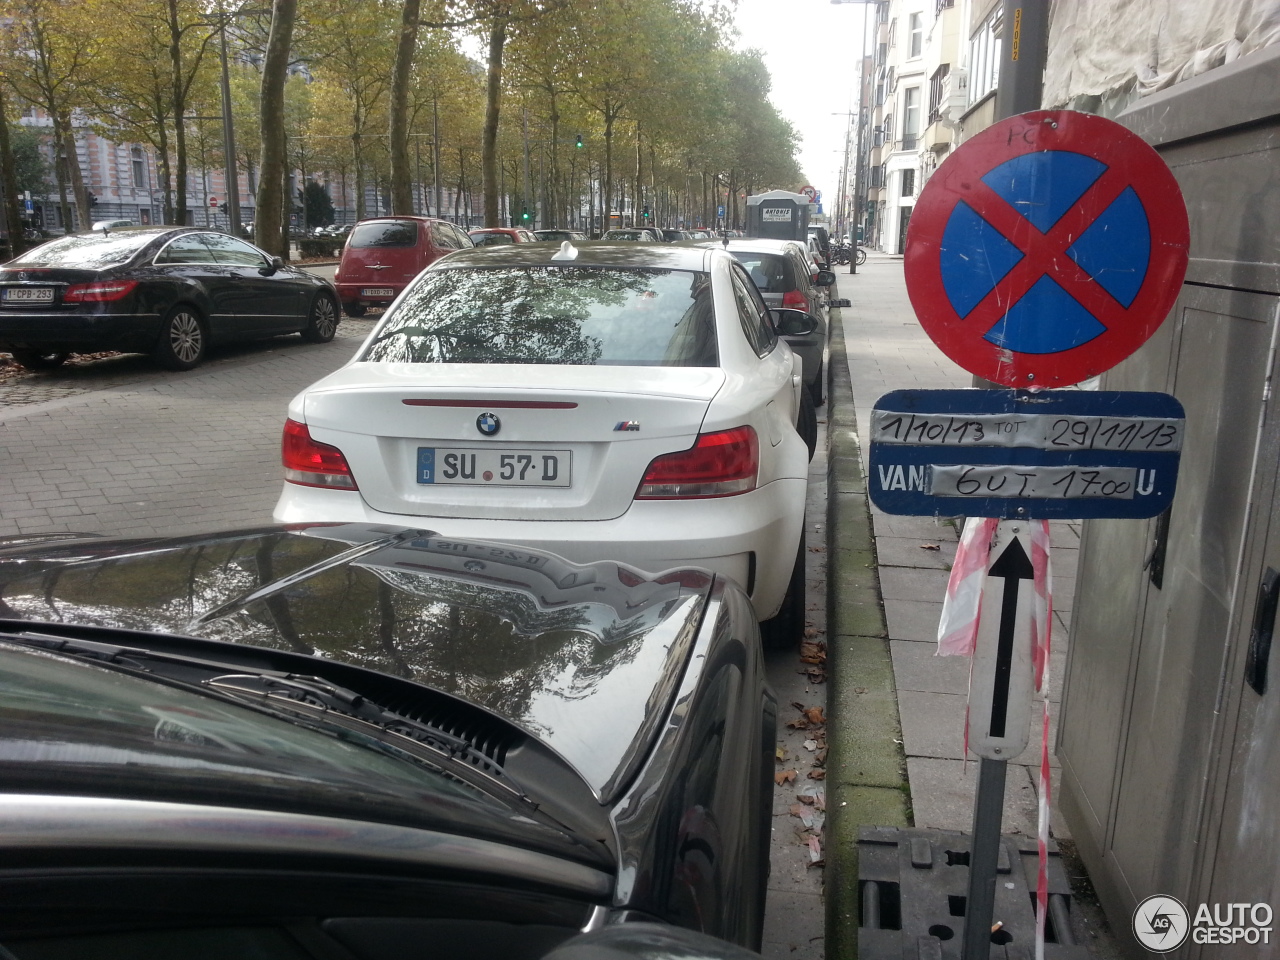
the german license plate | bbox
[362,287,395,297]
[2,287,55,303]
[417,448,571,487]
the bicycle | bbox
[855,246,867,266]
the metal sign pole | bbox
[961,523,1035,959]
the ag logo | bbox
[1133,895,1190,953]
[476,412,500,437]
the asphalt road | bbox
[0,274,830,957]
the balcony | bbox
[938,68,969,123]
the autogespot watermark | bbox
[1133,895,1274,952]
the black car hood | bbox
[0,523,712,806]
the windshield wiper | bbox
[204,672,527,798]
[0,628,533,807]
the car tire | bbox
[809,360,825,408]
[153,305,207,371]
[343,302,366,317]
[797,389,817,461]
[760,523,805,650]
[10,349,70,371]
[301,293,339,343]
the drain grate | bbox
[857,827,1093,959]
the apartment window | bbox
[883,113,893,146]
[901,169,916,197]
[928,63,950,124]
[969,9,1003,104]
[888,17,896,48]
[902,88,920,149]
[909,13,923,57]
[131,147,146,189]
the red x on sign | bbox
[904,111,1189,387]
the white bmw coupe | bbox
[274,241,819,645]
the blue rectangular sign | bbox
[868,389,1184,519]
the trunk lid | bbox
[302,364,725,520]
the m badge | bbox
[614,421,641,432]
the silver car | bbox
[700,238,833,406]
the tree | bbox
[301,180,334,226]
[2,0,101,231]
[0,85,27,254]
[256,0,297,257]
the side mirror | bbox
[260,256,284,275]
[770,308,819,337]
[815,270,836,287]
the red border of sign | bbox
[904,110,1189,388]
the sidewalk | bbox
[822,254,1103,958]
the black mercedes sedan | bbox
[0,228,339,371]
[0,524,776,958]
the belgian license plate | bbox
[418,448,571,487]
[362,287,395,297]
[2,287,55,303]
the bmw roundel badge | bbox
[476,412,501,436]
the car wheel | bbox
[797,388,817,461]
[153,305,207,371]
[301,293,339,343]
[760,523,805,650]
[10,349,70,371]
[808,360,825,408]
[343,302,366,317]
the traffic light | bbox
[575,134,583,149]
[642,205,650,219]
[521,208,531,222]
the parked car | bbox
[602,228,662,242]
[0,227,339,371]
[274,241,819,645]
[699,238,834,406]
[662,229,693,242]
[335,217,474,317]
[0,523,777,954]
[88,218,134,232]
[533,229,589,242]
[469,227,539,246]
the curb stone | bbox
[824,307,910,960]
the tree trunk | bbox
[602,111,614,233]
[0,86,27,255]
[352,124,365,219]
[388,0,420,214]
[633,123,641,227]
[255,0,297,257]
[167,0,189,226]
[59,126,91,229]
[480,13,507,227]
[546,90,559,228]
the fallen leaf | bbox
[790,700,807,712]
[920,543,941,551]
[804,706,826,725]
[815,748,829,765]
[853,687,867,694]
[808,769,827,780]
[808,837,823,862]
[803,739,818,752]
[775,746,787,763]
[786,718,811,730]
[804,668,827,684]
[774,769,798,785]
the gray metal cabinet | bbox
[1057,44,1280,959]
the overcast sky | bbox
[729,0,870,208]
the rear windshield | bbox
[349,220,418,248]
[362,266,717,367]
[11,233,153,269]
[471,232,514,246]
[730,252,793,293]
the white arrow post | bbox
[963,520,1038,960]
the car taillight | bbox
[282,418,358,489]
[781,289,809,311]
[62,279,138,303]
[636,426,758,499]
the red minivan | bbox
[334,217,474,316]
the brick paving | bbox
[0,319,374,538]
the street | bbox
[0,272,832,958]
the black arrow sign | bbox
[986,537,1035,738]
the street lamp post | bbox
[217,12,240,237]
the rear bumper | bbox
[0,309,162,352]
[273,478,807,620]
